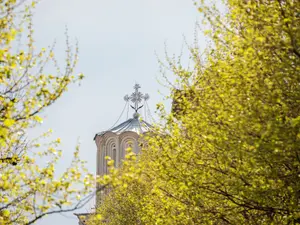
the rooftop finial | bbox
[124,84,149,116]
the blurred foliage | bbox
[91,0,300,224]
[0,1,94,224]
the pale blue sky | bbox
[30,0,202,224]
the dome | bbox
[94,116,152,139]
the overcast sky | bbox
[30,0,202,224]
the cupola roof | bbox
[94,84,152,139]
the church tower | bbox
[94,83,151,177]
[75,84,152,225]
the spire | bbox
[124,84,149,116]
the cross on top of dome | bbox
[124,83,149,114]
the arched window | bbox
[104,138,117,173]
[104,148,107,174]
[112,143,117,167]
[121,138,135,160]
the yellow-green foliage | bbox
[93,0,300,224]
[0,1,93,224]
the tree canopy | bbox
[0,1,94,224]
[92,0,300,224]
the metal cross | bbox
[124,83,149,112]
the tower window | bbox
[112,144,117,167]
